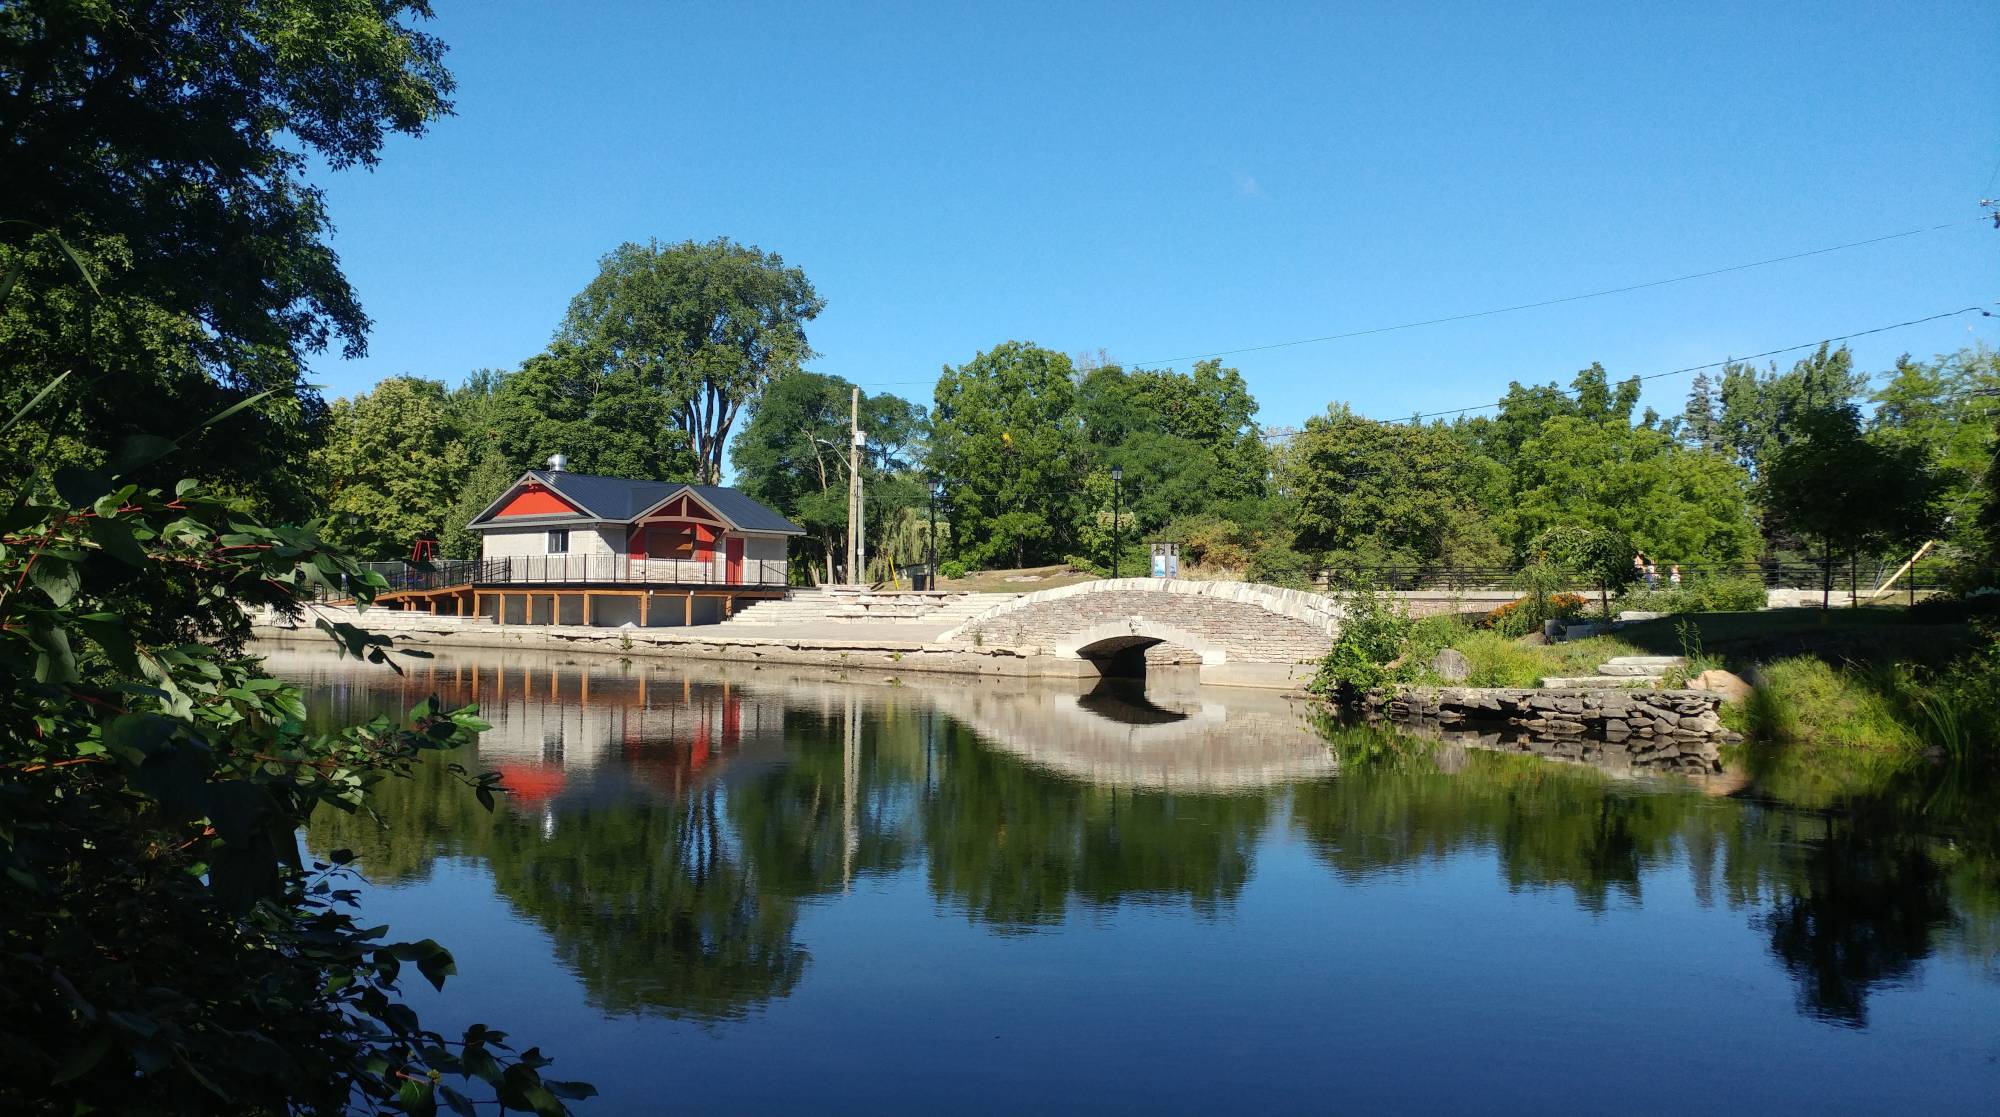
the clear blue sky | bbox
[310,0,1999,432]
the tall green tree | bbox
[1277,406,1508,571]
[487,342,696,481]
[558,237,824,484]
[1453,363,1641,469]
[930,342,1085,569]
[0,0,455,512]
[1763,402,1943,601]
[1867,348,2000,567]
[1683,344,1868,483]
[1509,416,1758,564]
[1071,359,1271,568]
[730,371,926,583]
[314,377,472,560]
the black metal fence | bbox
[1313,559,1947,597]
[356,555,789,592]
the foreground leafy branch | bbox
[1,451,589,1112]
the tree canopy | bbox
[0,0,455,511]
[558,237,823,484]
[930,342,1085,569]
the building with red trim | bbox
[457,464,805,626]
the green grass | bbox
[1739,657,1926,754]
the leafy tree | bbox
[1453,363,1640,469]
[0,0,455,513]
[930,342,1085,569]
[730,370,927,583]
[1867,348,2000,572]
[488,342,696,481]
[1277,405,1508,571]
[558,237,823,484]
[314,377,472,560]
[1530,524,1637,618]
[1509,416,1758,565]
[1072,359,1271,569]
[1684,344,1868,484]
[0,406,585,1113]
[1763,403,1943,603]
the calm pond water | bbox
[271,645,2000,1114]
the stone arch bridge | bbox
[938,579,1343,686]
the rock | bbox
[1430,647,1472,682]
[1688,669,1753,704]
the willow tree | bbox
[559,238,823,484]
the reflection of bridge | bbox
[939,579,1343,685]
[919,676,1338,790]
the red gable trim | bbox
[494,483,580,518]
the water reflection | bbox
[275,646,2000,1034]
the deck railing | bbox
[358,555,788,592]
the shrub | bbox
[1487,592,1586,637]
[940,560,968,579]
[1622,572,1767,615]
[1248,543,1317,589]
[1311,591,1411,699]
[1166,514,1257,572]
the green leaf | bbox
[28,555,80,606]
[50,231,100,296]
[110,433,179,476]
[105,714,179,763]
[30,623,77,684]
[85,516,147,566]
[75,613,139,674]
[49,1028,114,1085]
[396,1077,437,1117]
[438,1084,479,1117]
[543,1079,597,1101]
[52,467,115,510]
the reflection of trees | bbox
[287,648,2000,1031]
[922,723,1269,929]
[725,709,917,898]
[1757,821,1952,1026]
[1291,728,1705,912]
[486,788,809,1021]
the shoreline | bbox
[248,618,1315,691]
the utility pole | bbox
[848,387,863,585]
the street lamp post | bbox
[927,475,940,588]
[1110,466,1123,579]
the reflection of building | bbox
[259,646,793,803]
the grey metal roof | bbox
[470,471,805,535]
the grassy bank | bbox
[1329,600,1997,764]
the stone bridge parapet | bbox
[939,579,1342,665]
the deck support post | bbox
[684,591,693,626]
[640,591,650,627]
[583,591,593,627]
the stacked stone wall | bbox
[1363,685,1738,773]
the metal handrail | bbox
[361,554,789,592]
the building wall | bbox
[479,524,619,561]
[743,534,787,563]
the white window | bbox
[547,529,570,554]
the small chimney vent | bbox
[545,453,569,473]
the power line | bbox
[1395,303,1995,423]
[1131,218,1983,367]
[849,214,1984,391]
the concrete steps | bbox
[714,590,1019,630]
[1596,656,1684,677]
